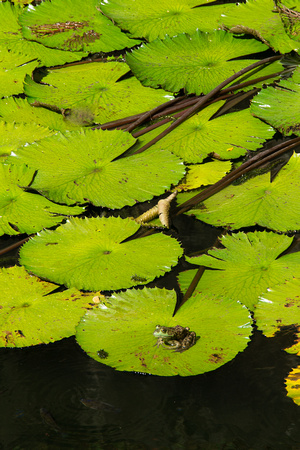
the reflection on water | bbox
[1,330,300,449]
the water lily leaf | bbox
[101,0,234,41]
[0,46,37,97]
[19,0,140,52]
[0,122,54,159]
[9,129,185,208]
[279,0,300,42]
[150,102,274,163]
[0,98,74,132]
[19,217,183,291]
[126,30,279,95]
[251,67,300,136]
[187,153,300,232]
[221,0,299,53]
[285,366,300,406]
[255,278,300,339]
[176,161,232,191]
[24,62,174,124]
[76,286,252,376]
[0,163,84,236]
[180,231,300,310]
[0,2,85,67]
[0,265,98,348]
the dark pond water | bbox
[1,330,300,450]
[2,214,300,449]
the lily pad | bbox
[76,287,252,376]
[0,163,84,236]
[179,231,300,310]
[0,265,98,348]
[176,160,232,191]
[186,152,300,232]
[19,0,139,52]
[150,102,274,163]
[255,278,300,339]
[0,98,75,132]
[24,61,174,124]
[0,46,37,97]
[0,121,54,159]
[9,128,185,209]
[101,0,234,41]
[19,217,183,291]
[251,67,300,136]
[285,366,300,406]
[0,2,85,67]
[126,30,281,95]
[221,0,299,53]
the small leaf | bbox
[76,287,252,376]
[285,365,300,406]
[19,0,140,52]
[24,62,174,124]
[251,67,300,136]
[19,217,183,291]
[9,128,185,209]
[0,163,84,236]
[126,30,279,95]
[0,266,98,347]
[176,160,232,191]
[255,278,300,339]
[186,153,300,232]
[181,231,300,310]
[0,46,37,97]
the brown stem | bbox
[175,136,300,215]
[0,237,30,256]
[130,55,282,155]
[125,96,186,133]
[96,63,285,134]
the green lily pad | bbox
[221,0,299,53]
[186,152,300,232]
[19,0,139,52]
[149,102,274,163]
[0,98,76,132]
[126,30,281,95]
[0,2,85,67]
[0,265,98,348]
[0,121,54,159]
[176,160,232,191]
[9,128,185,209]
[19,217,183,291]
[285,366,300,406]
[0,163,84,236]
[0,46,37,97]
[76,287,252,376]
[101,0,234,41]
[279,0,300,43]
[255,278,300,339]
[251,67,300,136]
[24,61,174,124]
[179,231,300,310]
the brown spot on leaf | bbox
[209,353,224,364]
[16,330,25,338]
[64,30,101,51]
[30,21,89,38]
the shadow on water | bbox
[1,329,300,449]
